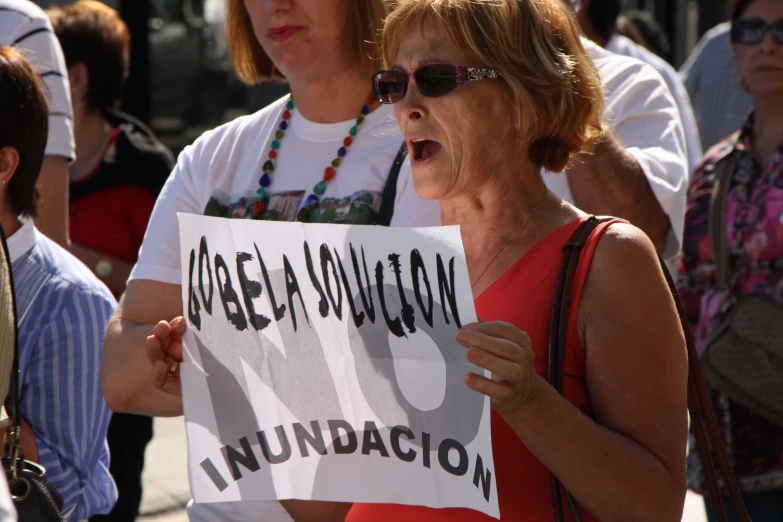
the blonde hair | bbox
[227,0,390,84]
[382,0,606,172]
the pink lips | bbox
[267,25,303,42]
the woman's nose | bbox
[760,30,780,53]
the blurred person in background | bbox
[0,44,116,522]
[622,9,672,61]
[100,0,438,521]
[575,0,703,176]
[679,0,783,519]
[47,2,175,521]
[680,0,754,151]
[0,0,75,248]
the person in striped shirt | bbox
[0,0,75,248]
[0,46,117,521]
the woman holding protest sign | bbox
[341,0,691,520]
[100,1,435,521]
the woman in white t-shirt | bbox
[100,1,435,521]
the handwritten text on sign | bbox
[177,214,499,517]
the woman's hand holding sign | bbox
[457,321,542,417]
[148,316,186,396]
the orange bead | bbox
[283,110,292,120]
[253,200,265,215]
[367,95,376,105]
[268,149,277,159]
[344,136,353,147]
[324,166,336,181]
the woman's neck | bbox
[71,111,113,181]
[288,67,373,123]
[752,95,783,163]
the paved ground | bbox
[136,417,709,522]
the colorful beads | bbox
[253,200,265,216]
[279,120,288,130]
[344,136,353,147]
[283,110,292,120]
[259,174,271,187]
[324,167,336,181]
[268,149,277,159]
[361,104,370,115]
[356,114,365,125]
[275,130,285,140]
[256,187,267,200]
[271,140,281,150]
[337,147,346,157]
[306,194,320,207]
[331,158,341,168]
[297,208,311,222]
[262,160,275,174]
[349,126,358,136]
[286,100,295,110]
[314,181,327,195]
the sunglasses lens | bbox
[774,20,783,43]
[372,71,406,104]
[732,19,766,44]
[415,64,459,97]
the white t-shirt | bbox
[0,0,75,160]
[393,39,690,274]
[130,96,436,522]
[131,95,434,286]
[606,34,702,175]
[0,473,15,522]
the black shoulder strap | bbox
[376,144,407,227]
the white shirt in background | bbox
[0,0,75,160]
[606,34,702,175]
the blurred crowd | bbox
[0,0,780,521]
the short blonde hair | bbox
[382,0,606,172]
[227,0,390,84]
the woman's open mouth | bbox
[409,138,442,165]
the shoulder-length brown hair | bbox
[227,0,390,84]
[383,0,606,173]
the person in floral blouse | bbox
[679,0,783,519]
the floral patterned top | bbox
[679,112,783,495]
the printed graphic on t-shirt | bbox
[203,189,383,224]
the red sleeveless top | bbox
[346,217,618,522]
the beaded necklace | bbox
[255,95,375,222]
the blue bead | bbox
[337,147,346,157]
[306,194,320,207]
[361,104,370,115]
[279,120,288,130]
[259,174,271,187]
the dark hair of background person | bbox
[732,0,756,20]
[48,0,131,113]
[585,0,624,44]
[623,9,672,62]
[0,47,49,218]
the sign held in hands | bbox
[177,214,498,517]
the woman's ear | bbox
[67,62,90,104]
[0,146,20,186]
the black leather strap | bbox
[376,144,407,227]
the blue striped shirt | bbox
[8,221,117,521]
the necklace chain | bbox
[471,186,549,289]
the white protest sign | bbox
[177,214,498,517]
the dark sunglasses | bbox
[731,17,783,45]
[372,63,502,104]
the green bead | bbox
[356,114,365,125]
[314,181,327,195]
[287,99,295,110]
[349,126,358,136]
[272,140,280,150]
[256,187,267,200]
[262,160,275,174]
[275,130,285,140]
[297,208,311,222]
[331,158,341,168]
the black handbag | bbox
[0,224,65,522]
[547,217,751,522]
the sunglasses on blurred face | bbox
[731,17,783,45]
[372,63,502,104]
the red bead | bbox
[283,110,292,120]
[367,95,375,105]
[324,166,336,181]
[253,200,265,215]
[268,149,277,159]
[344,136,353,147]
